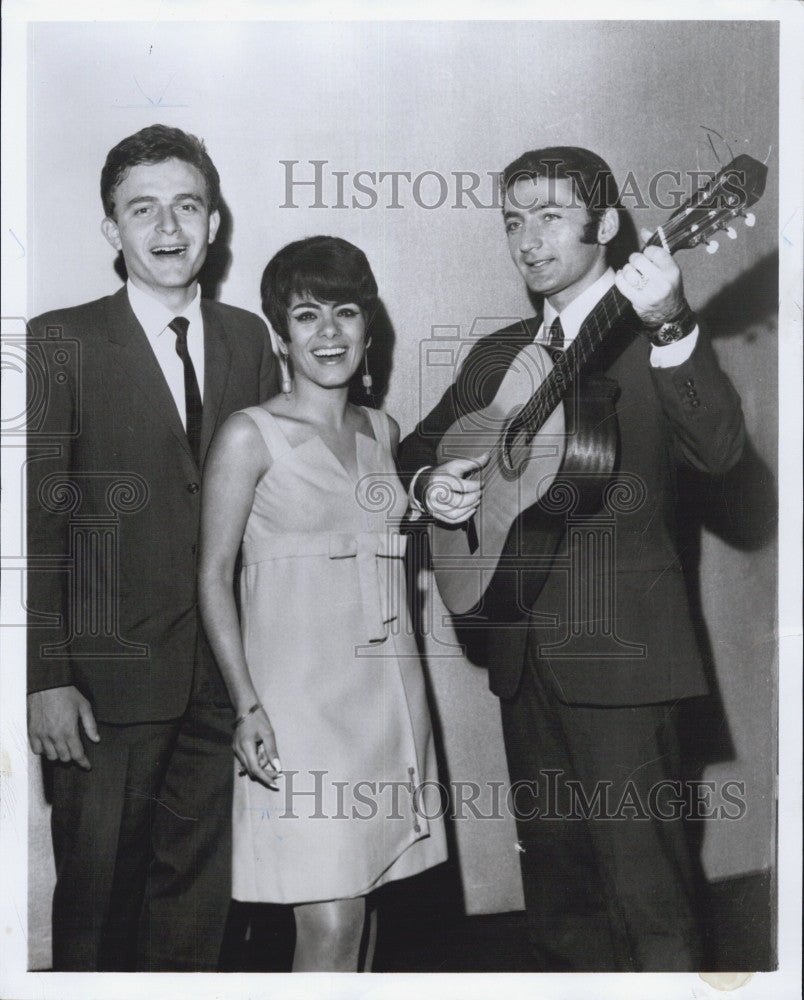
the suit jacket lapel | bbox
[103,287,196,465]
[200,300,233,466]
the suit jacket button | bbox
[691,399,701,408]
[187,482,200,494]
[684,378,695,388]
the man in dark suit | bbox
[398,147,745,971]
[26,124,278,970]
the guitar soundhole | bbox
[500,419,531,481]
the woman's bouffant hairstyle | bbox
[261,236,379,342]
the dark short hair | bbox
[100,124,221,218]
[501,146,620,241]
[261,236,379,342]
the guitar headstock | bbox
[648,154,768,256]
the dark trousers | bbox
[49,658,233,971]
[500,647,703,972]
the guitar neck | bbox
[518,283,632,436]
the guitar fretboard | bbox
[509,284,630,442]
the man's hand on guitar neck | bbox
[614,228,691,331]
[412,453,489,524]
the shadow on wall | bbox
[673,251,779,779]
[700,250,778,344]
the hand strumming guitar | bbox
[414,453,489,524]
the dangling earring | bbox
[278,350,292,395]
[361,340,373,392]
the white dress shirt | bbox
[126,281,205,429]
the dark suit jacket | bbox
[398,308,745,706]
[27,286,278,723]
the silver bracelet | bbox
[233,702,262,729]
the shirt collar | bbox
[126,280,203,340]
[542,268,616,343]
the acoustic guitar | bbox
[430,154,767,617]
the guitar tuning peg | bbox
[705,239,719,254]
[744,212,756,228]
[726,226,737,239]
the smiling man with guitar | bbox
[399,146,754,971]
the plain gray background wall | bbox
[22,18,778,970]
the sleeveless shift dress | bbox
[231,405,447,903]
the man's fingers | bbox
[456,476,483,495]
[444,480,481,501]
[78,700,101,743]
[423,453,489,524]
[640,244,666,265]
[65,732,91,770]
[53,737,74,763]
[40,737,59,763]
[623,257,662,288]
[446,452,490,477]
[426,483,478,514]
[632,242,679,282]
[437,495,481,522]
[442,506,479,525]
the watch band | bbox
[646,301,696,347]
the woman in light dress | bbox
[198,236,478,971]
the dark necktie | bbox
[547,316,565,349]
[169,316,202,464]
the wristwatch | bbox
[646,301,696,347]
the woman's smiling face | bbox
[284,293,367,390]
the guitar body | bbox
[432,341,621,616]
